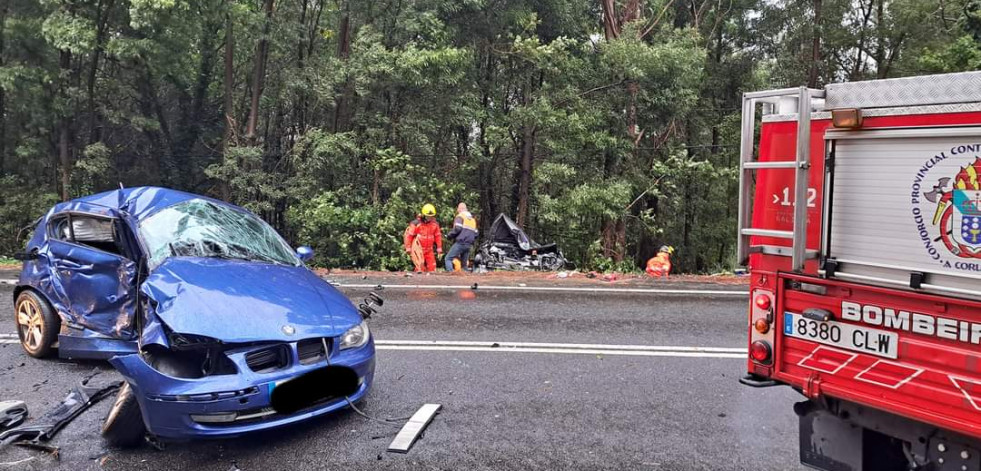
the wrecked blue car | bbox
[12,187,374,447]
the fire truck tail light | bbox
[754,294,771,311]
[831,108,863,129]
[750,341,772,363]
[754,318,770,334]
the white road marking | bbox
[376,340,744,353]
[0,339,18,344]
[0,279,16,285]
[376,345,744,358]
[334,283,747,296]
[0,334,17,339]
[376,340,746,358]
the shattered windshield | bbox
[139,199,299,270]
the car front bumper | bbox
[109,339,375,440]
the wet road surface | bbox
[0,281,805,470]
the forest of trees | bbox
[1,0,979,271]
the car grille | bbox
[297,338,330,365]
[245,345,290,373]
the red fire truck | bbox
[738,71,981,470]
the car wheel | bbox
[102,382,147,448]
[14,291,59,358]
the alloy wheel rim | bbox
[16,300,43,350]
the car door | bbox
[45,212,138,339]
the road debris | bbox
[0,401,27,431]
[13,441,59,460]
[387,404,442,453]
[0,381,121,450]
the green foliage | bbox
[288,178,472,270]
[3,0,979,272]
[0,177,59,256]
[73,143,112,196]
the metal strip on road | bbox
[334,283,747,296]
[376,340,746,359]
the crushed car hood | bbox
[141,258,360,343]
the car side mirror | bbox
[296,246,314,262]
[12,250,37,261]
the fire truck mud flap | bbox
[796,399,981,471]
[797,400,866,471]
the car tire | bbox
[14,290,60,358]
[102,382,147,449]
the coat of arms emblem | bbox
[927,157,981,257]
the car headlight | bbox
[339,321,370,350]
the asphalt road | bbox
[0,282,805,470]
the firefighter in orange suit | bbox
[403,214,424,272]
[408,204,442,272]
[646,245,674,278]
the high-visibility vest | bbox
[457,211,477,232]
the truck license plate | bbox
[784,312,898,359]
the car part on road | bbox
[387,403,442,453]
[0,381,121,448]
[358,292,384,319]
[0,401,28,431]
[101,382,147,448]
[14,290,59,358]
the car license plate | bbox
[784,312,898,359]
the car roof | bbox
[53,186,238,221]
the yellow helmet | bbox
[421,203,436,217]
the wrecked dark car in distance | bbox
[474,214,567,271]
[12,187,374,447]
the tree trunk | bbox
[0,3,7,176]
[331,1,352,132]
[601,0,620,39]
[246,0,274,141]
[59,50,72,200]
[808,0,822,88]
[597,0,643,262]
[170,20,217,186]
[874,0,885,77]
[223,4,235,147]
[515,125,535,227]
[221,3,235,199]
[86,0,114,145]
[850,0,874,80]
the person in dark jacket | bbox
[445,202,478,271]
